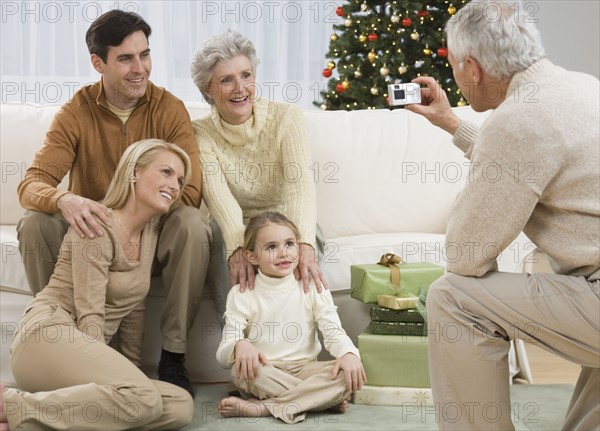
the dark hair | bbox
[85,10,151,63]
[244,212,301,253]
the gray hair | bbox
[190,29,260,104]
[446,1,545,81]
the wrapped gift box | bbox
[351,261,444,304]
[370,306,425,323]
[370,320,427,336]
[353,385,433,406]
[358,327,430,388]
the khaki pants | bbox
[4,305,193,430]
[427,271,600,430]
[17,206,211,353]
[231,360,350,424]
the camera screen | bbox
[394,89,406,100]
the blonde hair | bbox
[244,212,301,253]
[103,139,192,209]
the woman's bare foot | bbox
[0,384,10,431]
[328,395,351,414]
[218,396,270,418]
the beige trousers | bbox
[427,271,600,431]
[4,305,193,430]
[231,360,350,424]
[17,206,211,353]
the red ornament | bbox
[368,33,378,42]
[322,68,333,78]
[437,47,448,57]
[418,10,429,17]
[336,6,344,16]
[336,83,347,93]
[402,17,412,27]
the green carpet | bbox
[183,383,574,430]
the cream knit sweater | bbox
[448,59,599,280]
[193,99,317,255]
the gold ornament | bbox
[330,33,339,41]
[398,64,408,74]
[354,69,363,78]
[344,17,353,27]
[327,61,336,70]
[448,4,457,15]
[423,44,432,56]
[457,98,467,107]
[360,2,368,12]
[359,34,367,43]
[367,51,377,61]
[391,14,400,24]
[410,31,420,41]
[380,65,390,76]
[342,79,350,90]
[370,86,380,95]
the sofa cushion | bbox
[303,107,489,240]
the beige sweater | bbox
[448,59,599,280]
[26,213,159,343]
[193,99,316,255]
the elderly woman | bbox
[191,30,326,315]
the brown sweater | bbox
[27,213,159,344]
[448,59,599,281]
[17,80,202,212]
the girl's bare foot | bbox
[328,395,351,414]
[218,396,270,418]
[0,384,10,431]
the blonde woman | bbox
[1,139,194,430]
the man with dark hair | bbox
[17,10,207,397]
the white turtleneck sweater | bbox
[216,271,360,369]
[193,99,317,255]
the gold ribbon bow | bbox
[377,253,404,285]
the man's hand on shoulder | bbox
[57,193,111,239]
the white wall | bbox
[535,0,599,77]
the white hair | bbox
[190,29,260,104]
[446,1,546,80]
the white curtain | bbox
[0,1,337,109]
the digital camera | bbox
[388,83,422,106]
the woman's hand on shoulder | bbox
[228,247,256,292]
[234,339,267,382]
[295,243,328,293]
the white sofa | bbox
[0,102,533,385]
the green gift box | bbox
[358,327,430,387]
[351,254,444,304]
[370,321,427,336]
[370,306,425,323]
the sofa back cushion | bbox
[304,107,489,239]
[1,102,489,239]
[1,103,62,225]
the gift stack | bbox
[350,254,444,407]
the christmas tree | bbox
[315,0,468,110]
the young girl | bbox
[1,139,194,430]
[216,212,366,424]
